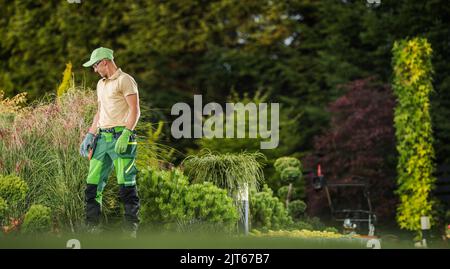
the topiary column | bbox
[392,37,436,236]
[274,157,303,208]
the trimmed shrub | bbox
[139,168,189,228]
[183,182,239,232]
[273,157,305,208]
[288,200,307,220]
[0,174,28,205]
[21,205,52,234]
[274,157,302,175]
[280,167,302,184]
[139,168,239,231]
[250,184,293,231]
[0,174,28,217]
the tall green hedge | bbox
[392,37,436,233]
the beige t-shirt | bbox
[96,68,139,128]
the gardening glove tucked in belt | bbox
[114,128,133,154]
[80,132,95,158]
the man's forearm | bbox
[88,112,100,134]
[125,109,140,131]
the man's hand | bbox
[114,128,133,154]
[80,133,95,157]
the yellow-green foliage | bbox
[0,174,28,208]
[250,229,343,239]
[392,37,436,233]
[57,62,72,97]
[0,197,7,222]
[0,91,27,114]
[21,204,52,235]
[274,157,302,174]
[250,184,293,230]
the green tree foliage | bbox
[21,204,52,235]
[392,37,436,233]
[311,0,450,166]
[195,90,301,191]
[2,0,450,167]
[250,184,293,231]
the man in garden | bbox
[79,47,141,237]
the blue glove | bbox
[80,133,95,157]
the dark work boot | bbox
[85,184,101,233]
[119,185,140,238]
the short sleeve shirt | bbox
[96,68,138,128]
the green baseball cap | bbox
[82,47,114,67]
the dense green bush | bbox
[139,168,238,231]
[183,182,239,232]
[139,168,189,228]
[21,205,52,235]
[250,184,293,231]
[0,197,7,223]
[0,174,28,205]
[0,174,28,217]
[288,200,307,220]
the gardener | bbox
[79,47,141,237]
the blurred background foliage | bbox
[1,0,450,231]
[2,0,450,168]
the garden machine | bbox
[312,164,377,236]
